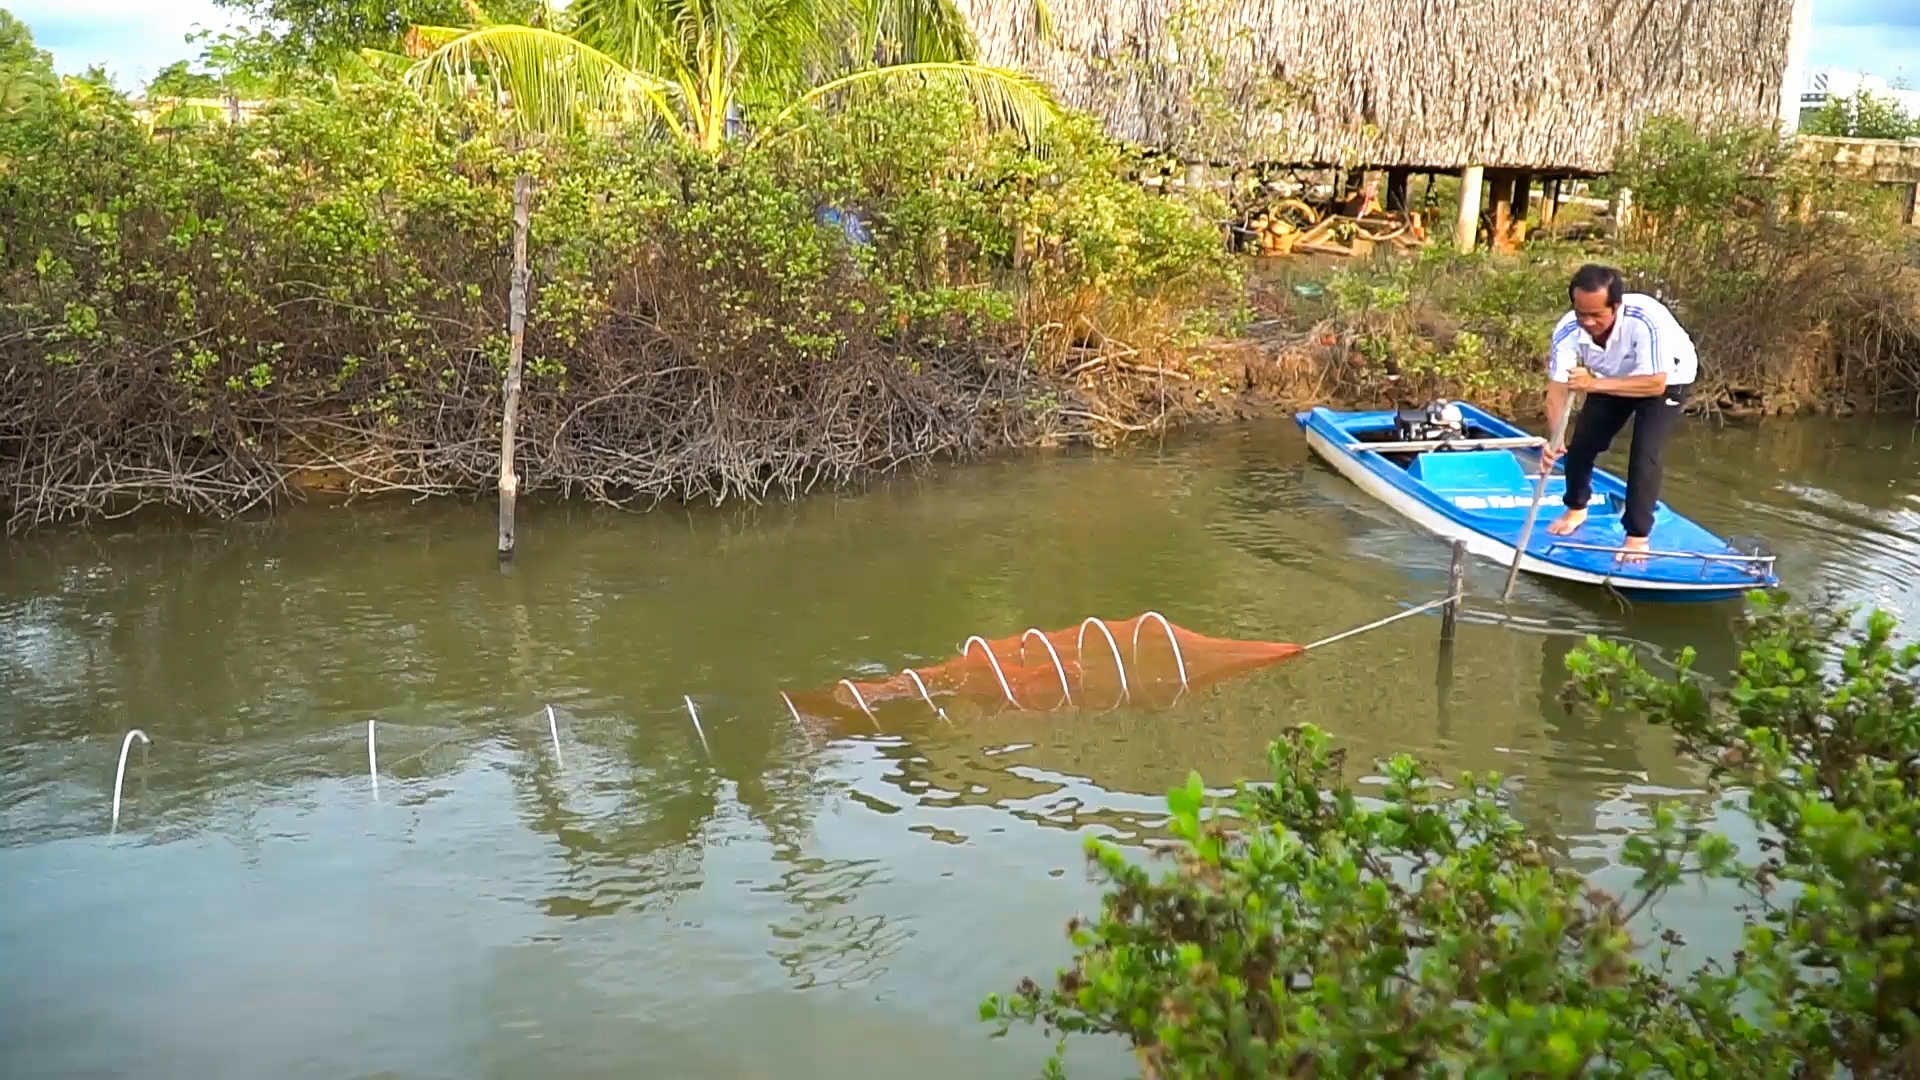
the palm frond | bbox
[405,24,682,136]
[754,60,1060,149]
[405,24,477,59]
[734,0,857,97]
[353,47,418,82]
[860,0,976,65]
[1031,0,1053,44]
[572,0,686,77]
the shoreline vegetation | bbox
[2,14,1918,534]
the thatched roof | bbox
[956,0,1799,174]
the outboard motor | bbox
[1394,400,1468,443]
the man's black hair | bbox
[1569,263,1624,307]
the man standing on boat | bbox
[1540,264,1698,562]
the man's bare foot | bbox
[1545,508,1587,536]
[1617,536,1651,565]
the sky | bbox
[8,0,1920,90]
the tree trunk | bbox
[498,172,532,560]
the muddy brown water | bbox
[2,416,1916,1079]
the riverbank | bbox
[4,84,1917,533]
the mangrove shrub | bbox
[0,77,1235,531]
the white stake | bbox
[779,692,816,750]
[367,719,379,800]
[110,729,149,834]
[545,704,564,767]
[836,679,882,731]
[684,695,711,756]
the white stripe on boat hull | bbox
[1304,428,1738,594]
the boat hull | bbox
[1296,404,1778,601]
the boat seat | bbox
[1413,448,1623,515]
[1415,450,1551,513]
[1409,449,1528,491]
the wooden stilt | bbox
[1185,161,1209,195]
[1456,166,1485,254]
[1360,170,1384,217]
[1616,186,1639,233]
[1386,167,1413,213]
[1511,171,1533,244]
[1488,170,1516,253]
[1541,178,1561,226]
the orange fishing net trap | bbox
[781,613,1304,730]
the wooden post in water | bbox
[1441,540,1467,644]
[1456,166,1484,254]
[498,172,532,560]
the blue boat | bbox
[1296,401,1779,600]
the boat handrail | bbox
[1545,541,1777,566]
[1353,435,1547,454]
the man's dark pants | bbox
[1561,383,1690,539]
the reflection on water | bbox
[0,415,1915,1079]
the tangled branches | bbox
[0,330,1035,534]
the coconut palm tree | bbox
[400,0,1056,154]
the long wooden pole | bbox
[1503,390,1578,600]
[498,172,532,560]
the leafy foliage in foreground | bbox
[991,595,1920,1077]
[1569,595,1920,1078]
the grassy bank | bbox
[3,73,1916,533]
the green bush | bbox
[1569,595,1920,1076]
[1317,245,1569,410]
[1611,116,1920,415]
[0,77,1235,530]
[991,595,1920,1077]
[1801,89,1920,142]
